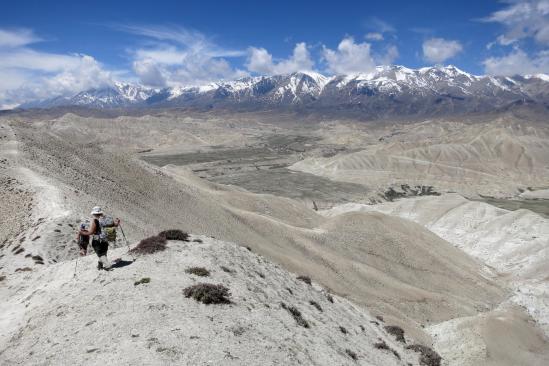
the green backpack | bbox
[99,216,117,242]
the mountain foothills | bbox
[20,65,549,117]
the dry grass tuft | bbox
[183,283,231,304]
[406,344,441,366]
[185,267,210,277]
[345,349,358,361]
[309,300,323,312]
[296,275,312,285]
[134,277,151,286]
[374,339,401,359]
[130,235,167,255]
[158,229,189,241]
[384,325,406,343]
[281,302,309,328]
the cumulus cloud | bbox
[365,32,384,41]
[122,25,247,86]
[246,42,314,75]
[483,48,549,75]
[422,38,463,63]
[483,0,549,46]
[322,37,398,74]
[0,28,113,108]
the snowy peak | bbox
[20,65,549,116]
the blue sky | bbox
[1,0,548,107]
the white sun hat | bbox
[90,206,104,215]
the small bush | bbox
[281,302,309,328]
[384,325,405,343]
[130,235,167,255]
[192,239,203,243]
[0,275,5,282]
[309,300,323,312]
[183,283,231,304]
[185,267,210,277]
[32,255,43,261]
[376,315,384,322]
[296,275,312,285]
[158,229,189,241]
[14,248,24,255]
[345,349,358,361]
[134,277,151,286]
[326,293,334,303]
[339,326,348,334]
[15,267,32,272]
[406,345,441,366]
[375,340,401,359]
[220,266,234,273]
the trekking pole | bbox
[118,223,135,261]
[73,255,79,278]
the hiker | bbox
[79,206,120,270]
[76,220,90,256]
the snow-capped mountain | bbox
[21,66,549,117]
[21,82,156,109]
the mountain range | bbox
[21,65,549,118]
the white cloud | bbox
[422,38,463,63]
[483,48,549,75]
[0,28,114,108]
[483,0,549,46]
[322,37,398,74]
[246,42,314,75]
[365,32,384,41]
[0,28,40,48]
[366,17,396,33]
[123,25,247,86]
[133,59,166,87]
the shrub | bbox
[375,339,401,359]
[183,283,231,304]
[280,302,309,328]
[130,235,167,255]
[345,349,358,361]
[326,293,334,303]
[220,266,234,273]
[15,267,32,272]
[0,275,5,282]
[406,345,441,366]
[309,300,323,312]
[384,325,405,343]
[134,277,151,286]
[339,326,348,334]
[376,315,384,322]
[185,267,210,277]
[158,230,189,241]
[296,275,312,285]
[192,238,203,243]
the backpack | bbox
[99,216,117,242]
[78,221,90,248]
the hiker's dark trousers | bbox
[92,240,109,257]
